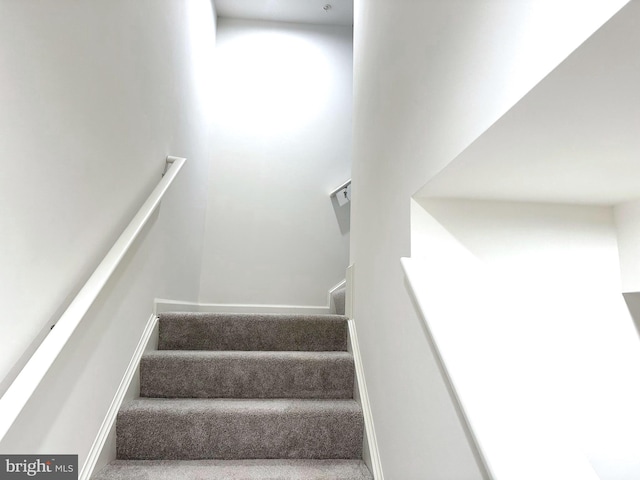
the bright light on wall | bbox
[212,29,333,136]
[185,0,217,124]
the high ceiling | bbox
[214,0,354,26]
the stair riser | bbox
[140,354,355,399]
[94,459,374,480]
[158,313,348,351]
[117,405,364,460]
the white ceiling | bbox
[418,2,640,207]
[214,0,354,26]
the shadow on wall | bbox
[331,195,350,235]
[623,292,640,342]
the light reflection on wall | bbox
[185,0,218,126]
[212,28,333,136]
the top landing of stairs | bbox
[158,312,348,352]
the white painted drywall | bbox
[198,18,352,307]
[418,1,640,206]
[350,0,629,478]
[411,199,640,479]
[0,0,216,469]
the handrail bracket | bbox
[162,156,180,177]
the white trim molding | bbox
[154,299,331,315]
[348,318,384,480]
[79,314,158,480]
[345,263,384,479]
[155,279,348,316]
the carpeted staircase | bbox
[94,312,373,480]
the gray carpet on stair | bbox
[158,313,348,351]
[94,312,371,479]
[140,351,355,399]
[117,398,364,460]
[94,459,373,480]
[332,286,346,315]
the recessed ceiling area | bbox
[418,1,640,207]
[214,0,354,26]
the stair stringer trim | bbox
[79,313,158,480]
[348,318,384,480]
[155,300,331,315]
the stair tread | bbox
[121,397,362,413]
[140,351,354,399]
[117,399,364,460]
[159,312,348,320]
[94,459,373,480]
[158,312,348,352]
[142,350,354,359]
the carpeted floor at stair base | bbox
[93,312,373,480]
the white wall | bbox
[0,0,216,469]
[198,18,353,307]
[410,199,640,479]
[350,0,629,478]
[417,0,640,207]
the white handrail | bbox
[329,179,351,198]
[0,156,186,442]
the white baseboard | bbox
[345,263,383,478]
[79,313,158,480]
[348,318,384,480]
[154,299,331,315]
